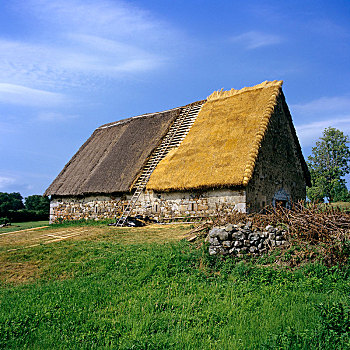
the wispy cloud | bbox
[292,96,350,115]
[0,0,181,96]
[296,117,350,147]
[36,111,78,122]
[292,95,350,147]
[231,31,282,49]
[0,176,15,190]
[0,83,66,106]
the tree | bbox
[0,192,24,217]
[25,195,50,213]
[307,127,350,203]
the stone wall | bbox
[246,95,307,213]
[50,188,247,223]
[208,223,288,256]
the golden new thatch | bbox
[146,80,284,191]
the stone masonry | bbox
[208,222,288,256]
[49,188,246,223]
[246,96,306,212]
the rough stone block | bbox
[224,223,234,232]
[222,240,232,248]
[249,246,258,254]
[209,237,220,246]
[217,230,229,241]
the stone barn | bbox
[45,80,311,223]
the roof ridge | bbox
[97,100,206,130]
[207,80,283,102]
[98,107,181,130]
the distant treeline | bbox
[0,192,50,223]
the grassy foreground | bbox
[0,225,349,349]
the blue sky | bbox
[1,0,350,197]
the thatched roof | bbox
[46,80,310,196]
[45,108,181,196]
[146,80,310,191]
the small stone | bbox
[258,243,263,249]
[252,240,260,247]
[217,230,229,241]
[269,232,276,240]
[229,247,237,255]
[232,232,245,240]
[209,237,220,246]
[249,246,258,254]
[209,227,220,238]
[234,240,243,248]
[209,247,219,255]
[218,247,229,255]
[275,235,282,241]
[265,225,275,233]
[281,240,287,245]
[244,239,250,246]
[222,240,232,248]
[248,233,260,241]
[241,228,251,235]
[224,223,234,232]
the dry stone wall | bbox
[208,222,288,256]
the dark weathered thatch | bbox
[44,108,181,196]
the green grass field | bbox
[0,220,49,234]
[0,225,349,349]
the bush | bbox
[7,209,49,222]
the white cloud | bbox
[0,176,15,190]
[291,95,350,147]
[26,0,158,38]
[36,111,78,122]
[0,83,66,106]
[0,0,180,94]
[295,117,350,147]
[292,96,350,115]
[231,31,282,49]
